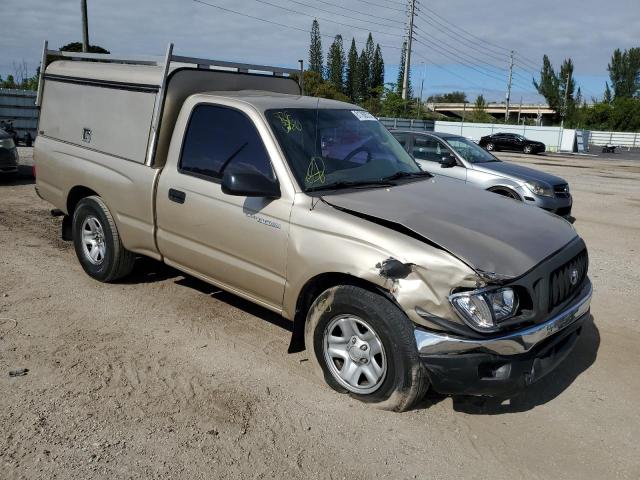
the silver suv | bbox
[392,130,572,217]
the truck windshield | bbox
[265,108,424,192]
[445,136,500,163]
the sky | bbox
[1,0,638,104]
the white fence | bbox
[589,130,639,148]
[434,121,590,153]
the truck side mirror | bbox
[439,155,457,168]
[221,170,281,198]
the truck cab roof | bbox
[192,91,357,111]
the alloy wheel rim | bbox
[81,215,106,265]
[323,314,387,394]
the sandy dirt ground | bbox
[1,148,639,479]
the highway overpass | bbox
[427,102,556,124]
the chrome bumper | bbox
[415,280,592,356]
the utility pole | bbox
[81,0,90,53]
[560,71,571,129]
[517,96,523,124]
[402,0,416,101]
[504,50,514,123]
[416,63,425,118]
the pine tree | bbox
[308,19,324,76]
[356,48,370,101]
[533,55,561,112]
[345,38,358,101]
[365,33,375,87]
[395,41,411,97]
[326,35,345,91]
[371,44,385,95]
[603,82,613,104]
[608,47,640,99]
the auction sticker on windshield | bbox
[351,110,377,121]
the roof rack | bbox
[35,41,304,106]
[36,41,305,166]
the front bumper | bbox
[414,281,592,396]
[518,188,572,217]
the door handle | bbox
[168,188,186,204]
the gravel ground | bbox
[1,148,639,479]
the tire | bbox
[304,285,429,412]
[523,145,533,154]
[72,196,135,282]
[490,187,521,200]
[485,142,496,151]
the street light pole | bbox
[81,0,90,53]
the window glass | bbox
[180,105,274,180]
[392,133,408,148]
[445,137,499,163]
[412,136,448,162]
[266,109,420,191]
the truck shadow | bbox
[420,315,600,414]
[0,166,35,186]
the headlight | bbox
[0,138,15,149]
[525,181,554,197]
[449,287,518,332]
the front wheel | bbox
[72,196,135,282]
[523,145,533,154]
[304,285,429,411]
[485,142,496,151]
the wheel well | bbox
[66,186,99,215]
[288,272,388,354]
[487,186,521,200]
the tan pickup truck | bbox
[34,44,592,411]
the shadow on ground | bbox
[0,166,35,186]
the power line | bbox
[193,0,403,50]
[286,0,403,29]
[351,0,407,12]
[412,51,490,92]
[248,0,405,38]
[313,0,405,24]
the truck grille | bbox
[554,184,570,198]
[549,249,588,311]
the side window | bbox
[180,105,274,181]
[413,136,447,162]
[392,133,408,149]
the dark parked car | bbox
[0,128,19,175]
[479,133,546,154]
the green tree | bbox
[308,19,323,76]
[558,58,576,121]
[603,82,613,104]
[60,42,109,53]
[370,44,384,96]
[533,54,561,113]
[326,35,345,91]
[427,91,468,103]
[469,94,494,122]
[345,38,358,101]
[356,48,370,102]
[396,41,411,96]
[364,33,375,89]
[608,47,640,99]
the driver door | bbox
[411,134,467,183]
[155,103,293,311]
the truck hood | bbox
[324,178,577,278]
[472,161,567,185]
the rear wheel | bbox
[72,196,135,282]
[485,142,496,151]
[304,285,429,412]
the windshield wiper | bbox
[381,171,432,182]
[306,179,395,192]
